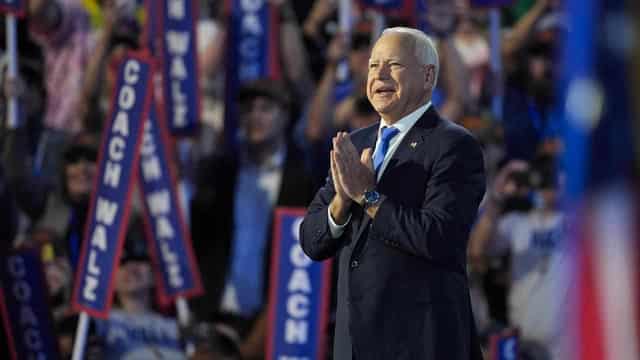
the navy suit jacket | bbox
[300,107,486,360]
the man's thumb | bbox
[361,148,373,169]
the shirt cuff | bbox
[327,207,351,239]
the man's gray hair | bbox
[381,27,439,88]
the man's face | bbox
[239,96,286,147]
[366,33,433,123]
[115,260,153,295]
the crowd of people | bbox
[0,0,567,358]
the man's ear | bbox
[423,64,435,90]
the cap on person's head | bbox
[237,78,290,110]
[62,144,98,165]
[120,224,150,265]
[62,133,99,165]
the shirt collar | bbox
[379,101,432,135]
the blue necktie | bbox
[372,126,400,177]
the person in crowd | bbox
[300,27,485,359]
[2,129,98,257]
[93,235,186,359]
[27,0,95,135]
[451,6,490,118]
[468,157,569,360]
[501,0,563,160]
[15,0,99,184]
[190,78,316,359]
[300,27,376,183]
[76,0,140,135]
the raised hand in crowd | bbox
[302,0,337,42]
[468,159,531,271]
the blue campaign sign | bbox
[266,208,332,360]
[139,96,203,302]
[224,0,280,150]
[159,0,200,135]
[359,0,405,10]
[489,329,519,360]
[470,0,516,7]
[71,52,153,318]
[0,0,26,17]
[0,250,61,360]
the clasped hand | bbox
[330,132,375,205]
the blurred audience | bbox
[469,157,569,360]
[190,78,316,359]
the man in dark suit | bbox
[190,79,316,359]
[300,27,486,359]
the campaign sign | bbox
[266,208,332,360]
[224,0,280,150]
[93,310,184,359]
[71,53,153,318]
[0,0,26,17]
[470,0,516,7]
[489,329,519,360]
[158,0,200,135]
[139,97,203,302]
[0,250,61,360]
[359,0,405,10]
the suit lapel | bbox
[378,106,440,186]
[352,107,440,245]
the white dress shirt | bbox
[327,102,432,238]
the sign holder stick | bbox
[176,296,195,355]
[71,311,90,360]
[6,14,18,129]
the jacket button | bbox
[350,260,359,268]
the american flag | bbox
[562,0,640,358]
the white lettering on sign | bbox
[104,161,122,188]
[237,0,265,82]
[287,269,311,293]
[241,0,262,12]
[168,0,185,19]
[283,219,314,345]
[165,26,191,129]
[284,319,308,344]
[8,256,26,277]
[140,121,184,289]
[171,82,188,127]
[166,31,190,54]
[287,294,309,319]
[5,255,48,357]
[82,59,142,304]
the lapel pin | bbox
[410,142,418,149]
